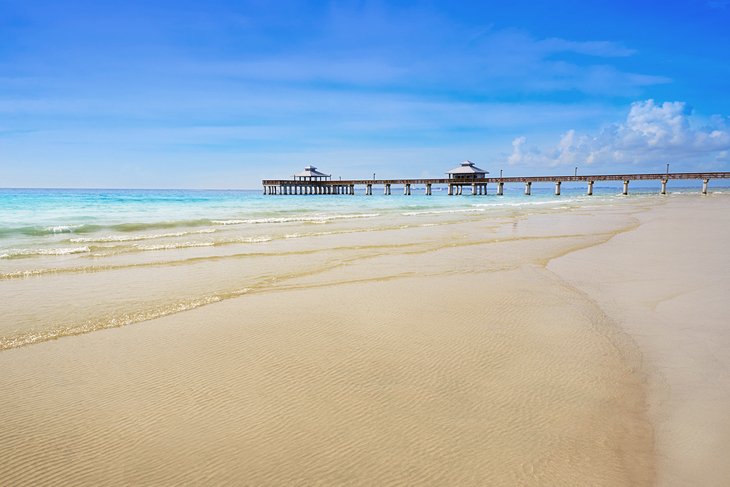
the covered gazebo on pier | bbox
[446,161,489,195]
[294,165,331,181]
[446,160,488,180]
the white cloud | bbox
[508,100,730,169]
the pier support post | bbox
[472,183,477,195]
[384,183,391,195]
[448,184,453,196]
[524,181,532,196]
[366,184,372,195]
[702,179,709,194]
[661,180,667,195]
[404,183,411,195]
[554,181,561,196]
[426,183,432,195]
[497,182,504,196]
[623,180,629,195]
[587,181,594,196]
[350,184,355,195]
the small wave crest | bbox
[110,219,214,232]
[133,236,273,252]
[212,213,380,225]
[401,208,486,216]
[0,224,103,238]
[69,229,217,243]
[0,246,91,259]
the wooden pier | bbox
[263,171,730,196]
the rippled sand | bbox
[0,196,684,485]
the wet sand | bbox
[1,195,725,485]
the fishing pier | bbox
[263,163,730,196]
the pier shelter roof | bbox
[447,161,488,179]
[294,165,331,180]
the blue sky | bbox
[1,0,729,188]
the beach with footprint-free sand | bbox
[0,188,728,485]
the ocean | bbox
[0,183,721,350]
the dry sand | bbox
[549,194,730,486]
[0,195,727,485]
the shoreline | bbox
[1,194,727,484]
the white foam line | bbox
[70,229,216,243]
[0,246,91,258]
[212,213,380,225]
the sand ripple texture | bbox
[0,269,653,486]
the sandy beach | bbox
[550,194,730,486]
[1,194,728,485]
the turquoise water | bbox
[0,183,722,259]
[0,183,724,350]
